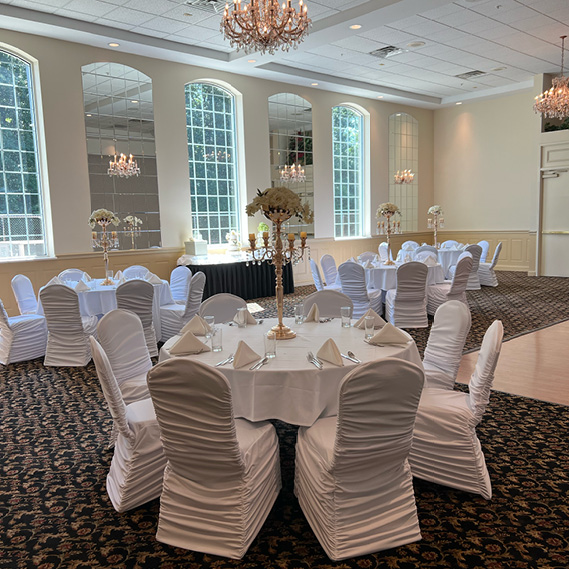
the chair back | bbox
[11,274,38,314]
[147,358,244,483]
[468,320,504,424]
[302,290,353,318]
[40,284,85,336]
[358,251,376,263]
[97,309,152,384]
[199,292,246,323]
[170,266,192,303]
[116,279,154,330]
[123,265,150,279]
[448,253,472,298]
[414,251,437,264]
[414,245,438,260]
[477,240,490,263]
[332,358,424,480]
[401,240,419,251]
[441,240,459,249]
[395,262,428,299]
[337,262,371,315]
[320,255,338,287]
[58,268,89,283]
[423,300,471,383]
[0,299,13,333]
[378,242,392,262]
[184,271,206,320]
[489,242,503,269]
[464,244,482,273]
[310,259,325,291]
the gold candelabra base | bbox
[271,322,296,340]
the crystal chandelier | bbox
[280,163,306,183]
[534,36,569,120]
[394,169,414,184]
[221,0,312,55]
[107,153,140,178]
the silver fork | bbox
[307,351,323,369]
[215,353,234,367]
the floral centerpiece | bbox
[375,203,401,265]
[428,205,443,216]
[225,229,241,253]
[89,208,120,229]
[123,215,142,227]
[124,215,143,250]
[427,206,444,248]
[89,209,120,284]
[376,202,400,218]
[246,186,314,224]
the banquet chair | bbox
[448,244,482,290]
[426,252,472,316]
[294,358,424,560]
[170,266,192,305]
[302,290,353,318]
[310,259,341,292]
[160,271,206,341]
[116,279,157,357]
[89,336,166,512]
[199,292,246,324]
[479,242,502,287]
[40,284,97,366]
[423,300,471,389]
[58,268,90,283]
[0,299,47,365]
[378,242,394,263]
[123,265,150,279]
[401,240,419,251]
[477,240,490,263]
[337,262,383,318]
[358,251,376,263]
[441,240,459,249]
[414,251,437,264]
[409,320,504,500]
[11,274,39,314]
[147,358,281,559]
[385,262,428,328]
[320,254,339,288]
[414,244,438,260]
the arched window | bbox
[185,82,240,246]
[332,105,364,238]
[0,49,47,258]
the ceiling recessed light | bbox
[407,41,426,48]
[456,102,463,105]
[349,24,362,30]
[492,66,507,72]
[311,82,318,86]
[86,114,92,117]
[247,59,256,63]
[108,42,120,48]
[377,95,383,99]
[131,100,138,104]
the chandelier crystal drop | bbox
[534,36,569,120]
[280,163,306,183]
[107,153,140,178]
[221,0,312,55]
[393,169,414,184]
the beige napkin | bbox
[114,270,123,281]
[233,340,261,369]
[233,309,257,326]
[169,331,211,356]
[146,273,163,284]
[117,276,126,285]
[180,314,212,336]
[354,308,386,330]
[46,276,63,286]
[316,338,343,366]
[74,280,90,292]
[404,253,413,263]
[367,322,410,345]
[364,259,374,269]
[423,255,437,267]
[304,303,320,322]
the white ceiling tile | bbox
[137,16,189,35]
[97,6,155,26]
[54,0,115,18]
[121,0,178,16]
[332,35,381,53]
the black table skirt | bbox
[184,260,294,300]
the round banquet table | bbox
[433,249,463,278]
[159,317,422,427]
[365,262,445,291]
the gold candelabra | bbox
[248,210,308,339]
[427,212,444,248]
[91,224,119,285]
[124,219,142,250]
[377,213,400,265]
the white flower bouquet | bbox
[376,202,400,218]
[225,230,240,245]
[89,208,120,228]
[124,215,143,226]
[246,187,314,224]
[428,205,443,216]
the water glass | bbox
[264,332,277,358]
[106,270,114,282]
[236,307,248,328]
[211,326,223,352]
[364,315,375,340]
[294,303,304,325]
[204,316,215,339]
[341,306,352,328]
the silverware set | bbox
[250,356,268,370]
[307,352,323,369]
[341,351,361,363]
[215,353,234,367]
[319,318,332,323]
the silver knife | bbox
[215,354,233,367]
[341,353,360,364]
[250,356,268,370]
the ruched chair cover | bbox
[426,252,472,316]
[199,292,246,323]
[385,262,428,328]
[378,242,394,263]
[414,244,439,260]
[310,259,341,292]
[302,290,353,318]
[90,337,166,512]
[0,299,47,365]
[160,271,206,341]
[123,265,150,279]
[423,300,471,389]
[320,254,339,288]
[410,320,504,500]
[337,262,382,318]
[479,242,502,287]
[358,251,376,263]
[441,240,459,249]
[477,240,490,263]
[96,309,152,406]
[40,284,97,366]
[294,358,425,560]
[11,274,39,314]
[448,244,482,290]
[147,358,281,559]
[116,279,157,357]
[401,240,419,251]
[58,268,90,283]
[170,266,192,305]
[414,251,437,264]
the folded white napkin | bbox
[364,259,374,269]
[304,303,320,322]
[169,331,211,356]
[118,276,127,285]
[367,322,410,345]
[233,340,261,369]
[423,255,437,267]
[233,309,257,326]
[374,254,380,262]
[146,273,163,284]
[316,338,343,366]
[46,276,63,286]
[74,280,90,292]
[404,253,412,263]
[402,243,414,251]
[180,314,212,336]
[114,270,123,281]
[354,308,386,330]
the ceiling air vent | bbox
[184,0,224,14]
[369,46,407,59]
[455,70,486,80]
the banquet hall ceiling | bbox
[0,0,567,108]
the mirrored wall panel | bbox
[82,62,161,249]
[389,112,418,232]
[268,93,314,235]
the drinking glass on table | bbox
[264,332,277,358]
[236,307,248,328]
[204,316,215,340]
[364,315,375,340]
[341,306,352,328]
[211,326,223,352]
[294,303,304,325]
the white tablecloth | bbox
[365,263,445,291]
[159,317,422,426]
[432,249,462,278]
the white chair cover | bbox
[90,337,166,512]
[414,244,439,260]
[199,292,246,324]
[385,262,428,328]
[423,300,471,389]
[337,262,382,318]
[40,284,97,366]
[96,309,152,405]
[302,290,353,318]
[58,268,90,283]
[0,299,47,364]
[116,279,157,357]
[479,242,502,287]
[170,266,191,304]
[477,240,490,263]
[426,252,472,316]
[320,254,339,288]
[294,358,424,560]
[147,358,281,559]
[410,321,503,500]
[11,274,38,314]
[358,251,376,263]
[401,240,419,250]
[414,251,437,264]
[378,242,394,263]
[310,259,325,291]
[449,244,481,290]
[123,265,150,279]
[441,240,459,249]
[160,271,206,341]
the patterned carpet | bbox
[1,271,569,568]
